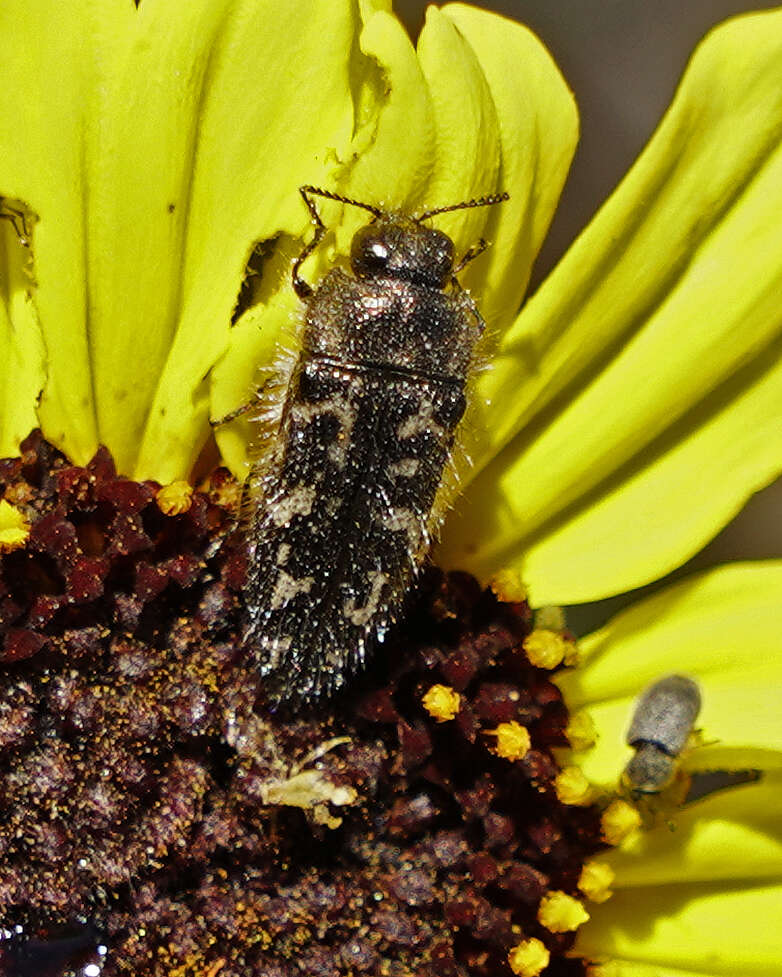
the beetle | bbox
[241,186,507,703]
[623,674,702,794]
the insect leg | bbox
[0,201,32,247]
[210,400,255,427]
[293,186,386,298]
[453,237,488,275]
[210,377,276,427]
[292,187,329,299]
[447,275,486,337]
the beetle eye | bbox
[351,227,394,278]
[361,239,389,270]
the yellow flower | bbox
[559,562,782,975]
[1,2,781,975]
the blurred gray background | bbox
[398,1,782,633]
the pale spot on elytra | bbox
[396,401,445,441]
[270,570,315,609]
[291,396,359,467]
[388,458,420,478]
[270,485,316,527]
[257,635,292,670]
[343,570,388,627]
[276,542,292,566]
[384,507,427,555]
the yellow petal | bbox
[0,499,30,552]
[128,0,357,481]
[590,962,743,977]
[556,563,782,786]
[577,880,782,975]
[0,218,44,455]
[607,772,782,887]
[415,7,501,241]
[564,562,782,701]
[217,5,577,483]
[0,1,360,479]
[213,5,436,478]
[428,3,578,489]
[442,9,782,604]
[339,9,435,216]
[438,3,578,327]
[0,0,133,461]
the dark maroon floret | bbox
[2,628,47,662]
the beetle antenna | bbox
[416,191,509,223]
[299,186,384,219]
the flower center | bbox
[0,433,611,977]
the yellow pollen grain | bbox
[562,638,580,666]
[0,499,30,552]
[523,629,568,669]
[537,891,590,933]
[203,473,242,511]
[508,937,550,976]
[601,798,642,846]
[587,964,622,977]
[422,684,461,722]
[489,567,527,603]
[565,710,597,751]
[487,721,531,761]
[554,766,594,806]
[579,860,615,903]
[533,604,565,632]
[156,480,194,515]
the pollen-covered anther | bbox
[422,683,461,722]
[601,798,643,845]
[537,890,590,933]
[533,604,565,631]
[489,567,527,603]
[486,720,531,761]
[562,639,580,666]
[587,964,622,977]
[578,860,615,903]
[156,480,194,515]
[565,709,598,751]
[508,937,550,976]
[0,499,30,552]
[554,766,595,806]
[523,628,573,669]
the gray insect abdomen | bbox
[627,675,701,755]
[244,354,466,701]
[624,674,701,793]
